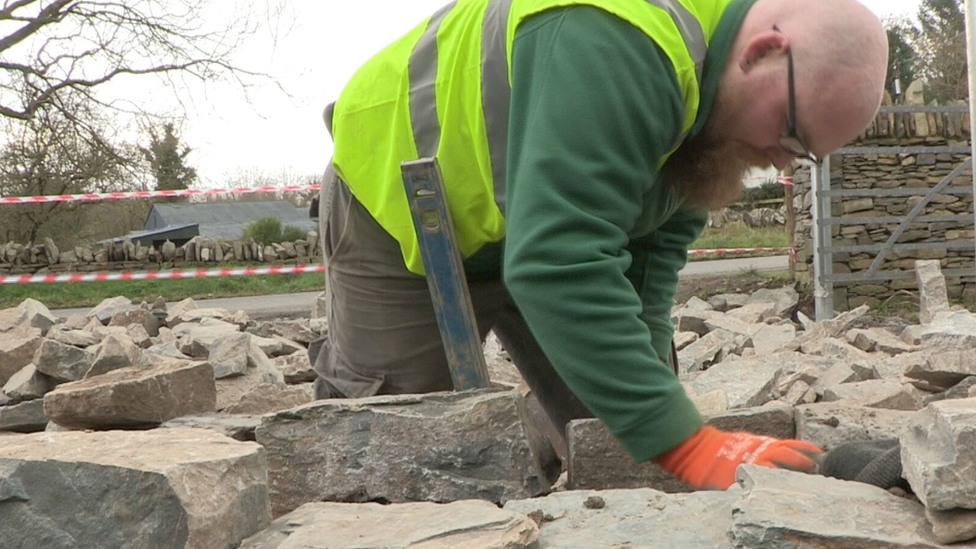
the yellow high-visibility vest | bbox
[331,0,734,275]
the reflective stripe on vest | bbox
[408,2,456,157]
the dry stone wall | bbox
[792,87,974,311]
[0,232,322,276]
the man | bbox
[314,0,888,490]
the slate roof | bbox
[144,200,316,241]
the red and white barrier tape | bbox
[0,263,324,284]
[0,184,321,205]
[688,247,789,256]
[3,248,791,284]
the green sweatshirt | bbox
[476,1,755,462]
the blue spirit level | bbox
[401,158,491,390]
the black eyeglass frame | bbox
[774,25,818,165]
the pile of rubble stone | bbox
[1,259,975,548]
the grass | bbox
[0,272,324,310]
[691,224,789,250]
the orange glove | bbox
[654,425,822,490]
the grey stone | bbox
[241,500,537,549]
[255,389,554,517]
[223,383,313,415]
[161,413,261,442]
[689,352,833,409]
[248,319,317,345]
[902,398,976,511]
[748,287,799,319]
[917,259,951,324]
[87,334,144,378]
[215,337,285,411]
[731,465,958,548]
[1,365,52,403]
[311,291,327,319]
[708,293,752,312]
[780,305,871,352]
[796,402,915,451]
[87,296,135,325]
[0,399,48,432]
[567,402,795,492]
[47,327,101,348]
[274,353,314,385]
[108,307,161,337]
[0,333,42,387]
[15,298,56,335]
[32,339,92,382]
[704,315,763,339]
[675,308,723,336]
[904,350,976,391]
[678,329,737,372]
[724,301,777,324]
[847,327,918,355]
[249,334,305,358]
[43,359,216,429]
[748,323,796,355]
[0,429,271,549]
[822,379,923,410]
[902,311,976,349]
[926,507,976,544]
[209,332,250,379]
[673,330,699,351]
[505,488,736,549]
[145,341,195,361]
[177,321,242,358]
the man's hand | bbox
[654,425,822,490]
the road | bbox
[53,255,788,319]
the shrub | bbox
[243,217,283,245]
[740,181,785,204]
[281,225,306,242]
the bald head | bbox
[719,0,888,160]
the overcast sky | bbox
[182,0,924,187]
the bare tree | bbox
[0,90,141,243]
[0,0,279,122]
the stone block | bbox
[917,260,950,324]
[796,402,915,451]
[255,389,554,517]
[240,500,537,549]
[0,429,270,549]
[566,403,795,491]
[0,399,48,432]
[689,352,833,410]
[731,465,957,548]
[43,359,216,429]
[902,398,976,511]
[505,489,735,549]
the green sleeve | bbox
[503,6,703,462]
[626,208,708,365]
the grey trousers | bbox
[312,164,593,435]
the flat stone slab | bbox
[255,389,553,517]
[43,359,216,429]
[0,399,47,432]
[567,402,795,492]
[730,465,975,548]
[504,488,736,549]
[796,402,915,451]
[688,352,833,409]
[902,398,976,511]
[0,429,271,549]
[239,500,537,549]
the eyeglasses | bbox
[774,25,818,165]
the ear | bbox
[738,30,789,72]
